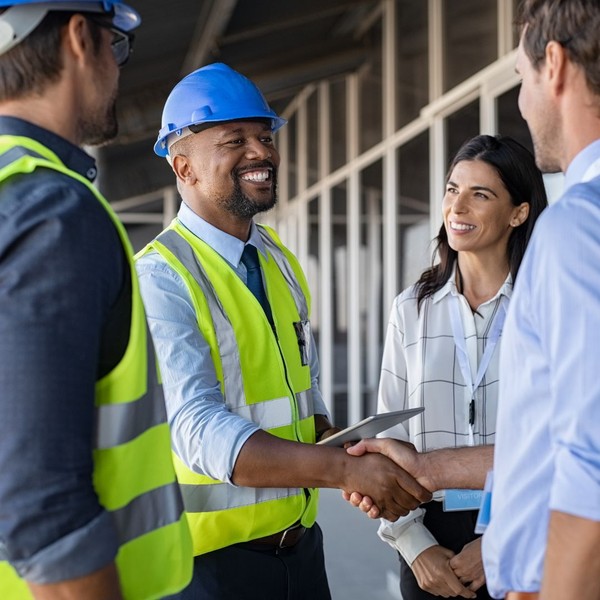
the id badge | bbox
[474,470,494,534]
[293,320,311,366]
[443,489,484,512]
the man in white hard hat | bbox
[136,62,431,600]
[0,2,192,599]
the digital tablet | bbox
[317,407,424,447]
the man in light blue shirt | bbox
[482,1,600,598]
[346,2,600,598]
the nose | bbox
[451,192,468,213]
[245,138,272,160]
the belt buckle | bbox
[278,523,300,548]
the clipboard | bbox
[317,407,424,447]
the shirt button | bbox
[87,167,97,179]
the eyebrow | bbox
[219,124,272,137]
[447,180,499,198]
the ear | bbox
[172,154,197,186]
[510,202,530,227]
[544,40,568,96]
[63,14,93,66]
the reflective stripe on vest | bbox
[95,334,165,449]
[154,229,247,407]
[145,222,319,554]
[259,228,309,320]
[0,137,192,599]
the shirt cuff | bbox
[7,510,118,584]
[377,515,438,565]
[312,390,330,421]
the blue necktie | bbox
[240,245,274,328]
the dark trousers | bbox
[399,501,493,600]
[166,523,331,600]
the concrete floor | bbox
[319,488,402,600]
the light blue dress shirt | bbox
[136,202,328,484]
[483,139,600,598]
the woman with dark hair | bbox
[376,135,548,600]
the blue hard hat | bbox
[0,1,140,55]
[155,62,287,157]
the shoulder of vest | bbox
[135,224,179,260]
[0,135,63,168]
[256,222,279,244]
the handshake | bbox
[339,438,493,599]
[341,438,493,521]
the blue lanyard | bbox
[449,294,508,445]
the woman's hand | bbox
[449,538,486,592]
[411,545,476,598]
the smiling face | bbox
[174,120,279,228]
[443,159,528,259]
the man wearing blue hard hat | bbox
[0,2,192,599]
[137,62,431,600]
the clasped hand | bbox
[343,449,432,521]
[411,539,484,598]
[343,437,429,519]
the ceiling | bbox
[103,0,379,202]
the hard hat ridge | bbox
[154,62,287,158]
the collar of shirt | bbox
[431,263,513,306]
[177,201,269,268]
[0,116,98,182]
[564,138,600,188]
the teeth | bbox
[450,222,475,231]
[241,170,269,182]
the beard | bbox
[78,57,120,148]
[220,165,278,219]
[79,97,119,147]
[532,134,562,174]
[528,108,563,174]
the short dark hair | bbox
[416,134,548,309]
[0,11,103,101]
[518,0,600,96]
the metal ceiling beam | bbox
[236,46,366,99]
[220,0,374,45]
[181,0,238,75]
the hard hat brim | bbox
[154,115,287,158]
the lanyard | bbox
[449,294,508,446]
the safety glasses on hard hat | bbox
[90,18,134,67]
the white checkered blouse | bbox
[377,269,512,563]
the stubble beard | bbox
[78,56,120,148]
[529,110,563,174]
[533,143,562,174]
[79,97,119,147]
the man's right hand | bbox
[342,450,431,521]
[343,438,431,518]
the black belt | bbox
[237,523,307,550]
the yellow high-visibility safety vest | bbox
[0,136,192,600]
[138,221,320,555]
